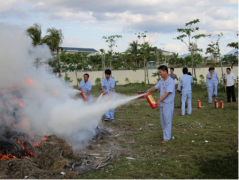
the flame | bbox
[41,136,47,142]
[26,77,34,84]
[0,153,17,160]
[18,101,24,107]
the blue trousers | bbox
[181,92,192,115]
[105,109,115,120]
[160,103,174,140]
[207,87,213,103]
[213,82,218,96]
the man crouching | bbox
[147,65,175,143]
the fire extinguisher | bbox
[197,100,201,109]
[145,93,158,109]
[80,92,88,101]
[214,99,218,108]
[102,93,106,96]
[220,100,224,108]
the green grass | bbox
[78,83,238,179]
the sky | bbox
[0,0,238,55]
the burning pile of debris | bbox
[0,84,114,178]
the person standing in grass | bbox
[206,67,214,103]
[224,67,237,102]
[212,67,220,98]
[179,67,193,116]
[101,69,116,121]
[147,65,175,143]
[169,68,179,81]
[79,73,92,101]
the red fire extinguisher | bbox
[145,93,158,109]
[80,92,88,101]
[214,99,218,108]
[197,100,201,109]
[220,100,224,108]
[102,93,106,96]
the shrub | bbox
[64,74,73,83]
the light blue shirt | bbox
[154,76,175,107]
[206,72,213,88]
[212,72,218,83]
[79,80,92,98]
[179,74,193,93]
[101,77,116,94]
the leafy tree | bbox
[205,33,223,76]
[175,19,209,76]
[42,28,64,76]
[226,34,238,69]
[26,23,42,46]
[126,40,140,66]
[168,52,179,66]
[102,35,122,69]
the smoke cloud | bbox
[0,22,140,150]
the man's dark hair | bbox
[158,65,168,73]
[105,69,111,75]
[226,67,231,71]
[170,67,174,71]
[209,67,214,71]
[182,67,188,74]
[187,72,192,76]
[84,73,89,78]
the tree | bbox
[168,52,179,66]
[102,35,122,69]
[205,33,224,76]
[175,19,209,76]
[26,23,42,46]
[225,34,238,69]
[61,53,89,86]
[42,28,64,76]
[126,40,140,66]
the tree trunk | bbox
[146,61,149,84]
[57,49,61,77]
[102,55,104,79]
[191,51,194,76]
[144,58,146,83]
[75,70,78,86]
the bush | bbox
[199,74,205,85]
[125,77,131,85]
[95,78,101,89]
[64,74,73,83]
[77,78,82,84]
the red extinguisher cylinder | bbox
[145,93,158,109]
[80,92,88,101]
[102,93,106,96]
[220,100,224,108]
[214,100,218,108]
[197,100,201,109]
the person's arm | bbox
[79,87,82,91]
[176,75,179,81]
[101,86,104,93]
[210,72,214,79]
[224,76,227,88]
[87,90,91,97]
[146,86,157,92]
[109,80,115,95]
[233,75,237,88]
[87,83,92,97]
[217,78,220,85]
[157,92,170,106]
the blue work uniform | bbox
[101,77,116,120]
[206,72,213,103]
[179,74,193,115]
[212,72,219,96]
[154,76,175,140]
[79,80,92,101]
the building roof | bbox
[62,47,98,53]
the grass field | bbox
[78,83,238,179]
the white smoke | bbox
[0,22,141,150]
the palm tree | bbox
[127,40,140,66]
[42,28,64,76]
[26,23,42,46]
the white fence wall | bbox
[64,67,238,86]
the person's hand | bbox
[235,84,237,88]
[157,100,161,106]
[146,89,151,93]
[101,89,104,93]
[224,85,226,89]
[218,82,220,85]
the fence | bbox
[64,67,238,86]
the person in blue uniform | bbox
[79,73,92,101]
[179,67,193,116]
[147,65,175,143]
[101,69,116,121]
[206,67,214,103]
[212,67,219,97]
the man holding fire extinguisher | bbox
[101,69,116,121]
[79,73,92,101]
[147,65,175,143]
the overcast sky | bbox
[0,0,238,55]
